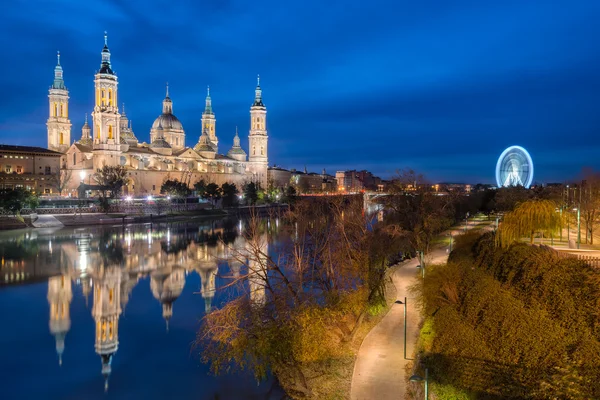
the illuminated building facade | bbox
[47,34,268,195]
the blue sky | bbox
[1,0,599,183]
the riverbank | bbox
[1,204,290,230]
[350,215,492,400]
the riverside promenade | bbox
[350,217,490,400]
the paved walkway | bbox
[350,221,489,400]
[31,214,64,228]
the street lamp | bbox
[573,207,581,249]
[396,297,408,359]
[409,368,429,400]
[448,233,453,253]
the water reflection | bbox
[0,219,275,398]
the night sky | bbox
[2,0,599,183]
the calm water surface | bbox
[0,218,286,400]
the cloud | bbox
[1,0,599,183]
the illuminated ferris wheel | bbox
[495,146,534,189]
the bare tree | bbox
[198,199,404,396]
[580,168,600,244]
[48,168,73,196]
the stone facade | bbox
[49,34,268,197]
[0,145,62,193]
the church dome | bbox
[150,137,172,149]
[152,113,183,131]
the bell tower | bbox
[91,32,122,169]
[248,75,268,186]
[201,86,217,151]
[47,51,71,153]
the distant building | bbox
[268,165,292,189]
[336,170,363,192]
[0,144,62,193]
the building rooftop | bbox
[0,144,63,156]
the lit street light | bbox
[396,297,408,359]
[409,368,429,400]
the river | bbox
[0,218,286,400]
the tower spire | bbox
[166,82,169,98]
[52,51,65,89]
[253,74,264,107]
[121,103,125,116]
[204,85,213,115]
[99,31,113,74]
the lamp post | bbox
[577,207,581,249]
[409,368,429,400]
[448,233,453,253]
[79,171,86,216]
[396,297,408,359]
[416,251,425,278]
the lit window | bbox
[109,288,114,304]
[5,165,11,173]
[16,166,22,173]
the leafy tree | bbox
[221,182,239,208]
[284,185,297,204]
[205,182,222,206]
[194,179,207,198]
[27,192,40,211]
[48,168,72,196]
[498,199,562,245]
[243,182,259,205]
[0,188,37,216]
[93,165,128,198]
[160,179,191,197]
[419,231,600,399]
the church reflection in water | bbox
[2,219,271,392]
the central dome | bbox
[152,113,183,131]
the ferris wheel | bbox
[495,145,534,188]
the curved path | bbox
[350,220,489,399]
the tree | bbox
[498,199,562,245]
[243,182,259,205]
[494,185,531,211]
[381,169,457,255]
[197,197,404,396]
[580,169,600,244]
[48,168,72,196]
[194,179,207,198]
[419,231,600,399]
[0,188,37,216]
[93,165,128,198]
[205,183,222,206]
[221,182,239,208]
[284,185,297,204]
[160,179,191,198]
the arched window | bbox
[261,146,264,156]
[60,104,63,117]
[108,89,113,106]
[101,89,106,106]
[253,146,256,155]
[54,103,58,117]
[108,125,113,139]
[73,153,76,165]
[59,132,64,145]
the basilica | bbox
[47,34,269,196]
